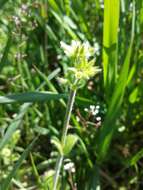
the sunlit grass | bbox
[0,0,143,189]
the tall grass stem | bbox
[53,89,76,190]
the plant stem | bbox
[53,89,76,190]
[61,89,76,146]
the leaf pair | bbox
[51,134,78,156]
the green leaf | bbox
[51,10,78,39]
[78,136,93,168]
[1,137,38,190]
[34,126,49,135]
[87,165,101,190]
[128,148,143,166]
[103,0,120,95]
[35,14,58,42]
[97,1,136,162]
[0,103,31,151]
[127,62,137,85]
[51,137,63,155]
[0,32,12,71]
[0,69,60,151]
[63,134,78,155]
[48,0,62,15]
[64,0,71,15]
[129,87,139,103]
[0,0,10,9]
[0,92,67,104]
[63,16,77,29]
[46,25,58,41]
[71,0,91,39]
[0,91,92,106]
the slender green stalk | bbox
[61,90,76,146]
[53,156,64,190]
[30,153,42,187]
[53,89,76,190]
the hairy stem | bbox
[53,89,76,190]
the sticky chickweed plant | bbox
[53,40,101,190]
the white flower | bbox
[94,42,100,55]
[76,116,80,122]
[64,162,75,173]
[118,126,126,132]
[84,108,89,112]
[89,105,100,116]
[90,105,95,112]
[99,0,104,9]
[129,3,133,11]
[82,41,94,58]
[12,16,21,26]
[92,110,99,116]
[96,116,101,121]
[60,40,94,58]
[60,40,101,89]
[96,105,100,109]
[57,77,68,85]
[60,40,80,57]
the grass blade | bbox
[0,103,30,151]
[0,69,61,150]
[127,148,143,166]
[0,92,67,104]
[0,0,10,9]
[1,137,38,190]
[0,32,12,71]
[97,1,136,161]
[103,0,120,95]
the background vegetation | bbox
[0,0,143,189]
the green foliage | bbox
[1,137,38,190]
[103,0,120,94]
[0,0,143,189]
[63,134,78,155]
[0,92,67,104]
[97,0,136,161]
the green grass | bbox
[0,0,143,190]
